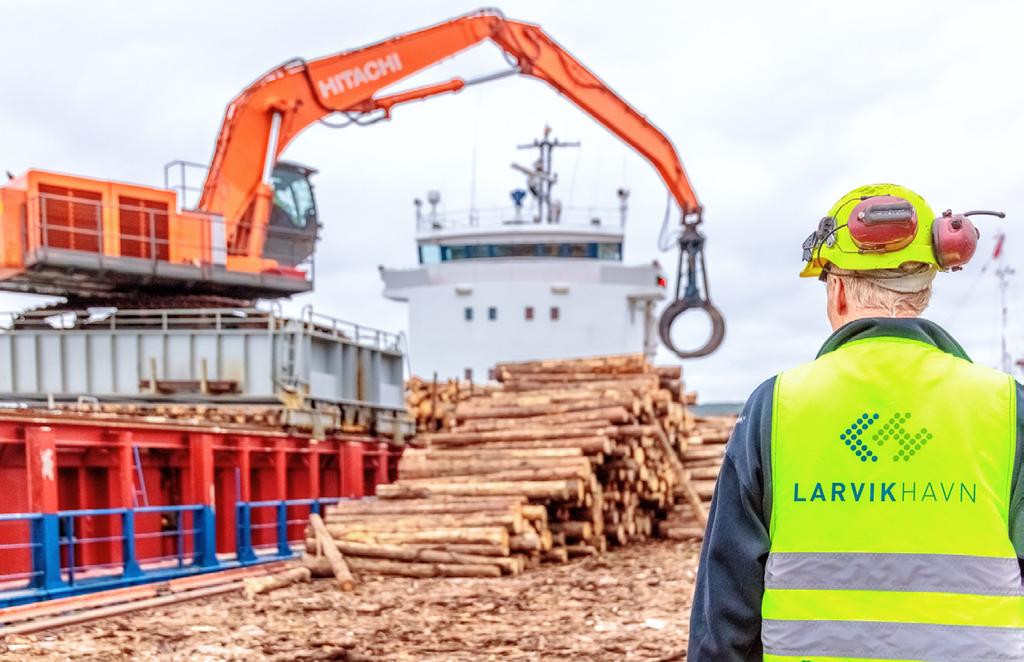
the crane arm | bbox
[197,9,700,255]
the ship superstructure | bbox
[381,129,666,381]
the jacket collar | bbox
[816,317,971,361]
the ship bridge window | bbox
[597,243,622,260]
[419,245,441,264]
[565,243,590,258]
[434,242,624,262]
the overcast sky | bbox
[2,1,1022,401]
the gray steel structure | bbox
[0,304,406,426]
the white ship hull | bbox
[382,258,663,381]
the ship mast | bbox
[513,126,580,224]
[992,231,1017,375]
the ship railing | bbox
[0,306,278,333]
[0,306,402,352]
[298,305,404,352]
[416,205,623,233]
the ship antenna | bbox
[515,127,580,225]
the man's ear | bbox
[830,275,848,316]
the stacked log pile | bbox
[657,414,736,540]
[307,495,541,577]
[313,354,735,580]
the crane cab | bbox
[266,161,320,269]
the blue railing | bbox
[0,513,43,594]
[0,497,344,608]
[235,498,340,563]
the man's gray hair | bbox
[827,263,935,316]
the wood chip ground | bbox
[2,540,700,661]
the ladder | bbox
[130,446,150,508]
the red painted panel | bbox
[0,416,391,583]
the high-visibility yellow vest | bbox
[764,335,1024,661]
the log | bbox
[242,567,311,598]
[397,466,590,484]
[325,511,523,535]
[376,479,584,503]
[309,513,355,591]
[565,544,599,558]
[550,520,593,540]
[301,553,334,578]
[609,424,660,438]
[345,557,501,578]
[404,542,510,557]
[660,525,705,541]
[542,547,570,564]
[398,455,590,478]
[455,398,633,420]
[453,406,631,431]
[509,531,541,552]
[520,504,548,524]
[678,471,709,527]
[687,465,721,480]
[495,354,647,374]
[419,429,602,445]
[654,365,682,379]
[427,437,611,455]
[328,496,525,517]
[333,526,509,548]
[304,539,521,575]
[501,377,659,392]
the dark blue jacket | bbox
[686,318,1024,660]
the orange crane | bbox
[0,8,722,356]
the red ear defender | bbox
[932,210,1006,270]
[847,196,918,252]
[932,210,979,270]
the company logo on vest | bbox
[789,410,977,504]
[838,411,933,463]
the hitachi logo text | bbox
[317,53,403,99]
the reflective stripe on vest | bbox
[765,335,1023,661]
[763,619,1024,660]
[766,551,1024,596]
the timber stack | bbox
[657,414,737,540]
[311,354,735,579]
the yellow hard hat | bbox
[800,183,939,278]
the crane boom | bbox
[198,9,700,258]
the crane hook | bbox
[658,216,726,359]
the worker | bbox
[687,183,1024,660]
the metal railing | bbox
[0,306,403,353]
[235,498,342,563]
[0,498,347,607]
[25,191,315,282]
[56,505,209,586]
[0,307,278,332]
[0,513,43,594]
[415,205,623,233]
[299,305,404,352]
[163,160,209,211]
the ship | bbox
[380,128,667,381]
